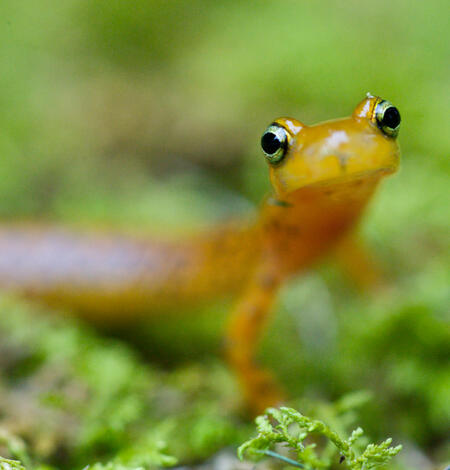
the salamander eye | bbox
[261,124,289,164]
[375,100,401,138]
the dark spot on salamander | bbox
[259,273,277,288]
[268,197,292,208]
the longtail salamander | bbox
[0,94,401,411]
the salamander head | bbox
[261,94,401,197]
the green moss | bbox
[0,296,245,469]
[0,457,26,470]
[0,292,447,468]
[239,406,402,470]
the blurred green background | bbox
[0,1,448,469]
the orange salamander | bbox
[0,94,401,411]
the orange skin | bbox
[0,95,400,412]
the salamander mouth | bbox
[300,166,397,190]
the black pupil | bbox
[382,106,400,129]
[261,132,281,155]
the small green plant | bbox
[0,430,176,470]
[0,456,26,470]
[238,407,402,470]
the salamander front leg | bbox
[225,269,283,414]
[334,233,386,291]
